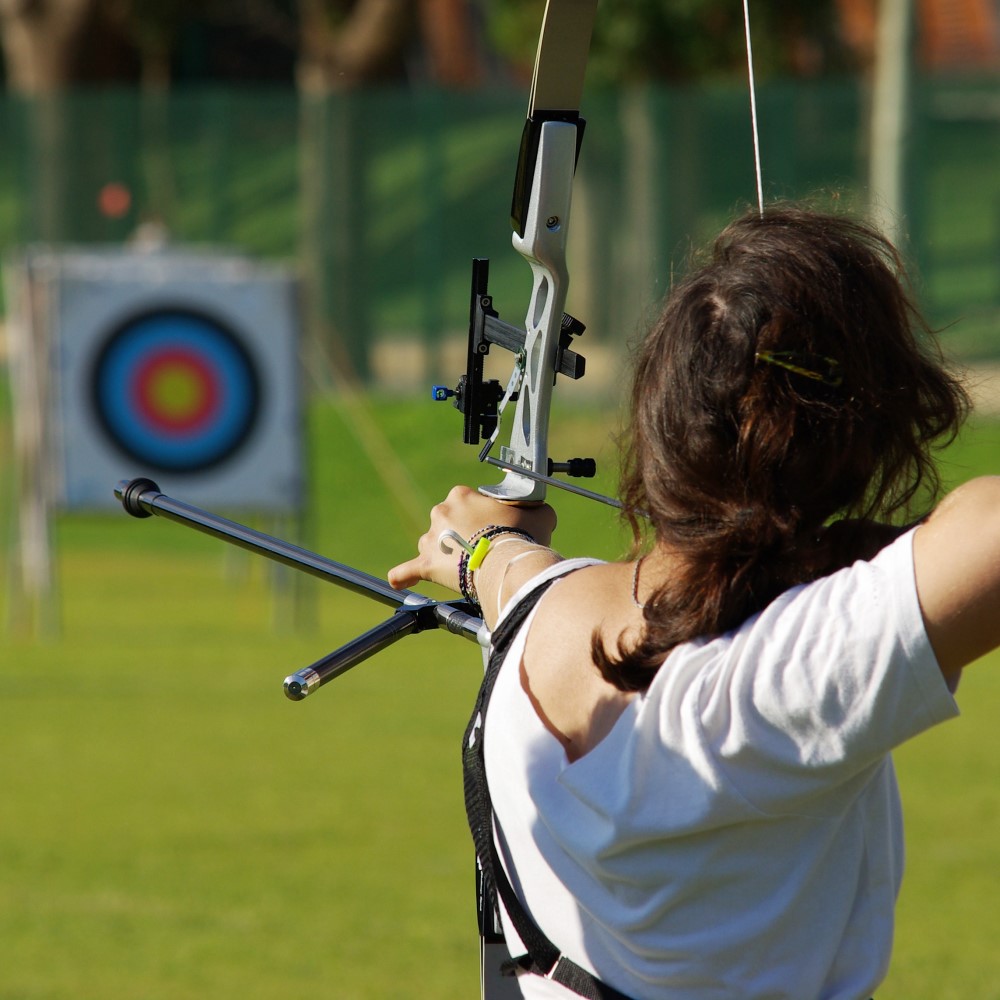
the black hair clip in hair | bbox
[755,350,843,388]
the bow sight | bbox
[432,257,601,497]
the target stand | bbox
[4,246,303,634]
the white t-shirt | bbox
[483,530,958,1000]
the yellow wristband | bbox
[467,536,492,572]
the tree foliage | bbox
[0,0,415,92]
[489,0,856,85]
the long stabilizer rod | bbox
[114,478,488,699]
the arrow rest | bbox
[434,243,603,502]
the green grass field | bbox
[2,396,1000,999]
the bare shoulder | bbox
[528,561,641,647]
[518,562,640,761]
[914,476,1000,679]
[921,475,1000,524]
[542,559,633,609]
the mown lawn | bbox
[2,396,999,998]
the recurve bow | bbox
[436,0,616,509]
[113,0,607,701]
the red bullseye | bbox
[132,349,221,434]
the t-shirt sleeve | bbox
[654,528,959,815]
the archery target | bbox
[41,249,302,512]
[91,309,260,474]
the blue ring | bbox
[91,309,261,474]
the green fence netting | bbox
[1,78,997,385]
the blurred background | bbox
[1,0,998,380]
[1,1,999,998]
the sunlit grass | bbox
[2,398,999,997]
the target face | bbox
[91,309,261,473]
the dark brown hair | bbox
[596,204,970,692]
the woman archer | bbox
[389,204,995,999]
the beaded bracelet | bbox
[458,526,537,607]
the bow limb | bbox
[481,0,597,506]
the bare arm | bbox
[913,476,1000,684]
[387,486,561,630]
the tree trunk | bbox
[295,0,415,384]
[0,0,95,93]
[869,0,914,246]
[296,0,414,91]
[417,0,479,86]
